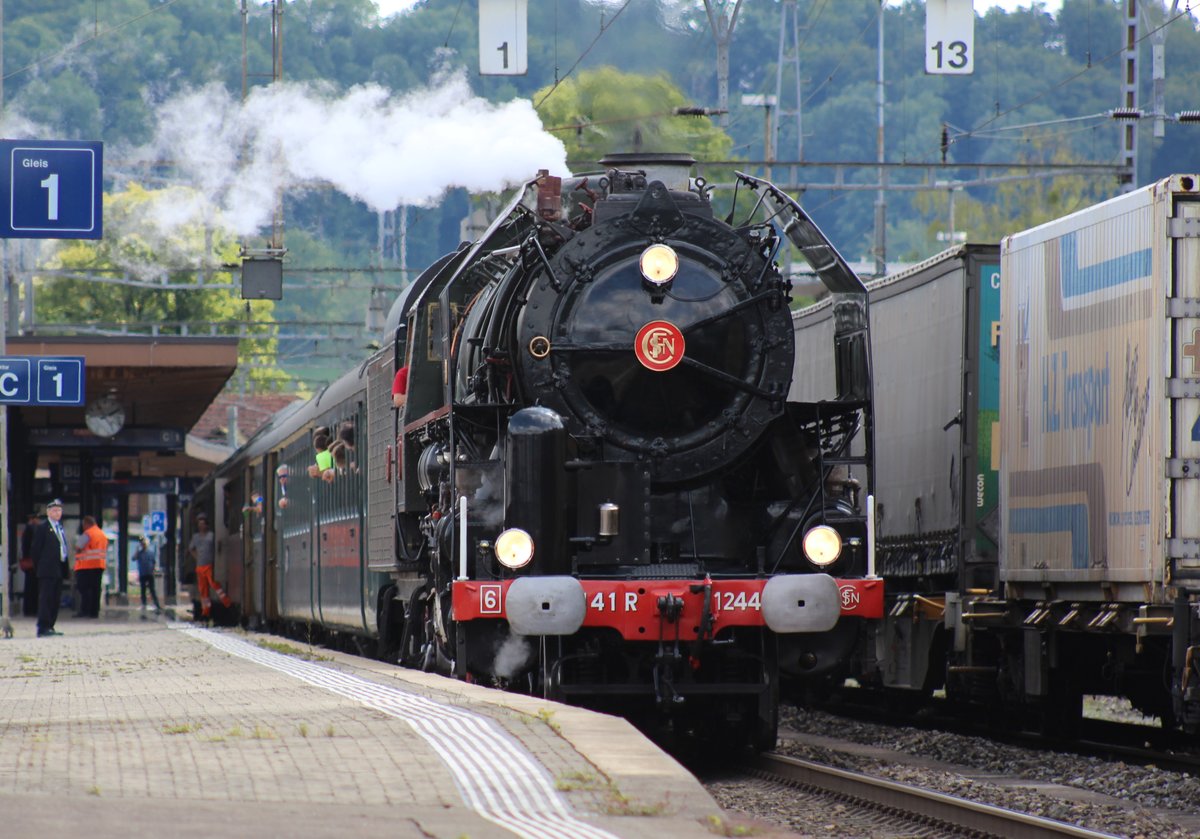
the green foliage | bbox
[35,184,290,391]
[534,66,733,169]
[7,0,1200,388]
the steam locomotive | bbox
[190,153,882,748]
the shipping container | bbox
[795,179,1200,727]
[1000,174,1200,604]
[793,246,999,690]
[793,245,1000,586]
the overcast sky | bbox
[372,1,1066,20]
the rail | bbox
[749,752,1121,839]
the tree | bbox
[34,183,290,391]
[533,66,733,168]
[909,141,1115,250]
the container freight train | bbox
[188,153,883,747]
[793,174,1200,734]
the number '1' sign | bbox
[0,139,103,239]
[478,0,528,76]
[0,356,86,406]
[926,0,975,75]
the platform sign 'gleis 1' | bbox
[926,0,974,75]
[0,139,103,239]
[478,0,528,76]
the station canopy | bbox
[9,335,239,481]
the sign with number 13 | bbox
[926,0,975,75]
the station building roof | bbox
[9,334,240,482]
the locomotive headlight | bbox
[639,243,679,285]
[495,528,535,569]
[802,525,842,566]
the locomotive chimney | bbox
[535,170,562,221]
[598,152,695,192]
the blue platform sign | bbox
[0,356,85,405]
[0,139,103,239]
[148,511,167,534]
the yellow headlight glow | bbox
[639,244,679,285]
[802,525,842,566]
[494,528,535,569]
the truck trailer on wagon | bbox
[995,174,1200,732]
[792,245,1001,702]
[794,177,1200,733]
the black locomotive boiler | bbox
[191,153,882,748]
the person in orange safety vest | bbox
[188,514,231,620]
[73,514,107,618]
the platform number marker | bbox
[0,139,103,239]
[0,356,85,406]
[478,0,527,76]
[926,0,974,75]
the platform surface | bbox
[0,607,737,838]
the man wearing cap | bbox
[31,499,70,637]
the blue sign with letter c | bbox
[0,355,85,406]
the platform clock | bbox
[84,394,125,437]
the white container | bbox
[999,174,1200,603]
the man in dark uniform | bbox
[31,498,70,637]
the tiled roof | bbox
[191,391,302,447]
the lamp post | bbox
[935,180,966,246]
[741,94,777,181]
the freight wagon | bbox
[995,174,1200,730]
[795,175,1200,733]
[792,244,1000,697]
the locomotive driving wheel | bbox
[398,583,431,669]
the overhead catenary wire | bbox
[950,111,1114,143]
[802,5,881,108]
[443,0,468,47]
[3,0,189,83]
[966,1,1197,138]
[796,0,831,52]
[534,0,636,109]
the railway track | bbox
[746,752,1122,838]
[806,692,1200,776]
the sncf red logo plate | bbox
[634,320,685,372]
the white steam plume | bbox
[493,633,533,680]
[132,68,570,236]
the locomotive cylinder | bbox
[505,407,570,574]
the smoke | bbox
[127,65,570,236]
[493,632,533,680]
[0,112,54,141]
[469,470,504,526]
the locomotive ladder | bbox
[810,398,874,530]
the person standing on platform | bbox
[73,515,108,618]
[21,511,41,617]
[134,537,163,616]
[188,514,230,621]
[31,499,69,637]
